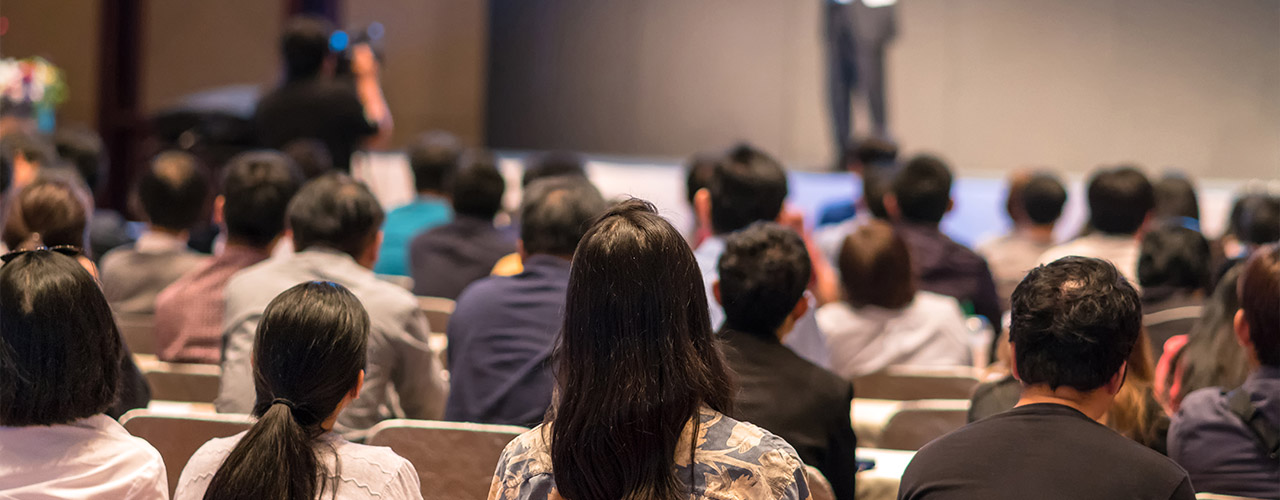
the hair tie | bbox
[271,398,297,410]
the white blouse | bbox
[0,414,168,499]
[174,430,423,500]
[817,291,974,379]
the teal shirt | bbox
[375,196,452,276]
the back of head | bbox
[519,177,606,257]
[862,165,895,219]
[1137,221,1210,293]
[839,219,915,309]
[203,281,369,500]
[1010,257,1141,391]
[282,15,333,82]
[1238,244,1280,367]
[0,130,57,191]
[718,222,811,338]
[1169,265,1249,406]
[1086,166,1154,235]
[138,150,210,232]
[221,151,304,248]
[0,251,120,426]
[53,127,107,193]
[287,174,385,259]
[848,137,898,169]
[1232,194,1280,246]
[451,150,505,220]
[1152,174,1199,222]
[521,151,587,187]
[891,154,953,224]
[282,138,334,180]
[552,199,733,500]
[708,144,788,234]
[408,131,462,194]
[1022,172,1067,226]
[683,153,718,206]
[2,176,90,251]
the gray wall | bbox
[486,0,1280,178]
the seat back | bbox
[1196,495,1266,500]
[805,465,836,500]
[853,365,981,401]
[878,399,971,451]
[366,419,526,500]
[142,361,222,403]
[117,313,157,355]
[119,410,254,496]
[417,296,456,333]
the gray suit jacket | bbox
[215,248,447,438]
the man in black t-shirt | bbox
[255,16,392,172]
[899,257,1194,500]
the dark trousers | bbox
[826,8,888,167]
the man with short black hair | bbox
[1039,165,1154,284]
[444,177,606,426]
[693,144,833,369]
[100,151,211,314]
[900,257,1194,499]
[980,171,1067,311]
[409,151,515,299]
[154,151,302,364]
[885,154,1002,331]
[1170,244,1280,497]
[374,131,460,277]
[716,222,857,500]
[217,174,446,437]
[254,15,392,172]
[0,130,56,193]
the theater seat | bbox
[853,365,981,401]
[805,465,836,500]
[117,313,157,355]
[1196,495,1266,500]
[119,410,253,496]
[366,419,527,500]
[877,399,971,451]
[140,361,222,403]
[417,296,456,333]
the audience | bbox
[54,126,134,259]
[716,222,857,500]
[1156,265,1249,413]
[979,171,1067,311]
[0,250,167,498]
[693,143,832,368]
[1152,173,1200,223]
[1169,244,1280,497]
[489,200,810,499]
[0,129,56,193]
[899,257,1193,498]
[409,150,515,299]
[374,131,460,277]
[445,177,605,426]
[885,154,1003,332]
[216,174,446,437]
[100,151,210,314]
[153,151,303,364]
[254,16,392,172]
[1138,221,1212,361]
[817,136,898,227]
[282,137,335,180]
[1214,193,1280,282]
[1039,165,1154,285]
[817,220,973,378]
[175,281,422,499]
[489,150,590,277]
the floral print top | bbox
[488,406,812,500]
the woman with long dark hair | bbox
[1155,265,1250,413]
[489,199,810,500]
[174,281,422,499]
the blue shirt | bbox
[1169,366,1280,498]
[444,255,571,426]
[374,196,452,276]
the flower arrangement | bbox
[0,56,67,132]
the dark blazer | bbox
[721,327,858,500]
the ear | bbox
[712,280,723,307]
[212,195,226,226]
[694,188,712,232]
[1105,361,1128,396]
[1008,342,1021,381]
[351,369,365,399]
[517,239,527,260]
[883,194,901,221]
[946,198,955,214]
[1234,309,1253,352]
[790,294,810,322]
[358,230,383,269]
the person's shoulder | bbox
[177,432,244,488]
[1171,386,1231,428]
[331,439,422,492]
[494,426,554,487]
[696,411,807,496]
[99,245,139,270]
[816,301,858,327]
[454,273,515,307]
[355,274,420,314]
[225,256,288,294]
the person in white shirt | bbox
[0,249,167,499]
[817,220,972,379]
[1037,166,1154,286]
[176,281,422,499]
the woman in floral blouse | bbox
[489,199,811,500]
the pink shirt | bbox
[154,245,270,364]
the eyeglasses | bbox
[0,245,83,264]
